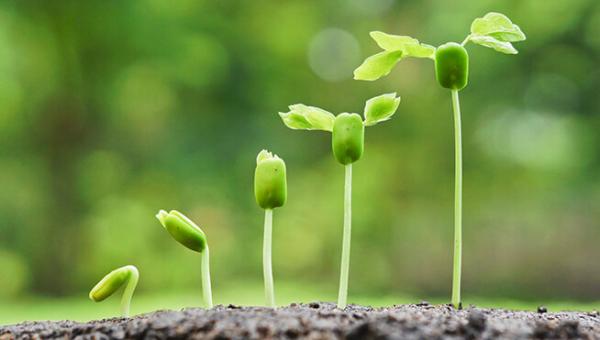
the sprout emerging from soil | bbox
[156,209,213,308]
[279,94,400,308]
[254,149,287,307]
[354,12,526,308]
[89,265,139,317]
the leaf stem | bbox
[119,266,139,317]
[337,164,352,308]
[451,89,463,308]
[201,247,213,308]
[461,35,471,46]
[263,208,276,307]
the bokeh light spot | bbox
[308,28,360,82]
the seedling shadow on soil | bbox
[2,302,599,339]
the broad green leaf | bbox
[363,93,401,126]
[404,43,436,58]
[370,31,418,50]
[470,12,526,42]
[469,35,518,54]
[353,50,403,81]
[278,111,312,130]
[370,31,435,59]
[279,104,335,131]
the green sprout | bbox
[89,265,139,317]
[354,12,526,308]
[156,209,213,308]
[279,94,400,308]
[254,149,287,307]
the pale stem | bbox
[201,247,213,308]
[119,267,139,317]
[337,163,352,308]
[451,89,463,308]
[461,35,471,46]
[263,208,275,307]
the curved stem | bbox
[201,247,213,308]
[120,267,139,317]
[337,163,352,308]
[263,208,275,307]
[451,89,463,308]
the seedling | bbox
[89,265,139,317]
[156,209,213,308]
[254,149,287,307]
[279,94,400,308]
[354,12,526,308]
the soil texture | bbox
[1,302,599,339]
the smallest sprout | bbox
[89,265,139,317]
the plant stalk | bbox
[337,163,352,308]
[451,89,463,308]
[201,247,213,308]
[263,208,276,307]
[119,268,139,317]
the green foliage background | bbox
[0,0,599,318]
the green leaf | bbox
[370,31,418,50]
[363,93,401,126]
[370,31,435,59]
[404,43,436,58]
[278,104,335,131]
[469,35,518,54]
[353,50,403,81]
[278,111,312,130]
[470,12,526,42]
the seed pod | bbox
[254,150,287,209]
[89,265,138,302]
[435,42,469,90]
[156,210,207,253]
[332,113,364,165]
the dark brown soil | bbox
[1,302,599,339]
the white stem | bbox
[120,267,139,317]
[201,247,213,308]
[451,89,463,308]
[461,35,471,46]
[337,163,352,308]
[263,208,275,307]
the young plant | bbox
[254,149,287,307]
[156,209,213,308]
[279,94,400,308]
[89,265,139,317]
[354,12,526,308]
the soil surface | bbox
[1,302,599,339]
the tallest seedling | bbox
[279,93,400,308]
[354,12,526,307]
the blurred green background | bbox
[0,0,599,324]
